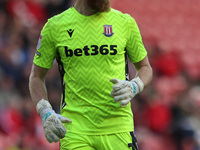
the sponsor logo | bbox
[36,51,41,56]
[67,29,74,38]
[103,25,114,37]
[65,45,117,57]
[36,34,42,50]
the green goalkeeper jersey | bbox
[33,7,147,135]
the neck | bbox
[74,0,98,16]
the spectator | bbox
[0,0,200,149]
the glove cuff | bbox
[131,77,144,93]
[36,99,52,115]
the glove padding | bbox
[110,78,143,107]
[36,99,72,143]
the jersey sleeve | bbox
[33,19,57,69]
[126,15,147,63]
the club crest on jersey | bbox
[103,25,114,37]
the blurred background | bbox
[0,0,200,149]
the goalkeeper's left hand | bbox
[110,77,144,107]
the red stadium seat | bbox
[112,0,200,80]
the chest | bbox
[55,18,128,63]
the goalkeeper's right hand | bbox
[36,99,72,143]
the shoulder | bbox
[109,8,135,23]
[46,7,73,25]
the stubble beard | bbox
[87,0,111,12]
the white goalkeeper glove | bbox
[110,77,144,107]
[36,99,72,143]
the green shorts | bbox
[60,131,139,150]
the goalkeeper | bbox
[29,0,153,149]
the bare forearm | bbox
[133,56,153,88]
[29,64,49,106]
[135,64,153,88]
[29,76,48,105]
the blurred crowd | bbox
[0,0,200,150]
[0,0,72,149]
[117,0,200,150]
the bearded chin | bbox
[87,0,111,12]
